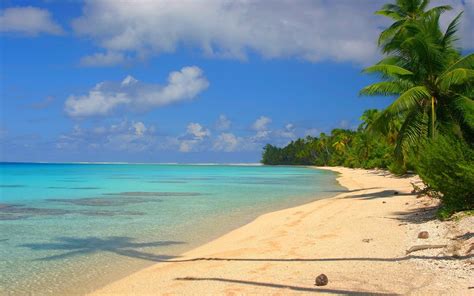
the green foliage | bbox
[413,134,474,216]
[262,0,474,217]
[364,0,473,216]
[361,2,474,159]
[261,109,397,170]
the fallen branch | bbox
[406,244,447,254]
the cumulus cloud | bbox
[0,6,63,36]
[64,66,209,117]
[186,123,210,139]
[213,133,240,152]
[275,123,296,139]
[70,0,473,65]
[215,114,231,130]
[53,115,318,155]
[132,121,146,136]
[71,0,391,64]
[56,120,156,152]
[252,116,272,131]
[178,122,211,152]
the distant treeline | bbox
[261,109,399,170]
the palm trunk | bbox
[431,96,436,138]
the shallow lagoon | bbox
[0,163,344,295]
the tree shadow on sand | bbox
[175,277,395,295]
[389,205,439,224]
[20,236,185,261]
[343,189,413,200]
[19,236,471,263]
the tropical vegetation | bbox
[261,0,473,217]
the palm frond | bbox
[386,86,431,115]
[442,12,463,47]
[395,110,429,157]
[419,0,430,12]
[445,53,474,72]
[439,68,474,90]
[363,64,414,78]
[452,94,474,129]
[360,81,412,96]
[376,9,404,20]
[378,20,405,46]
[424,5,453,18]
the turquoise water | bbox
[0,163,344,295]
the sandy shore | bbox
[90,167,472,295]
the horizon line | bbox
[0,161,264,166]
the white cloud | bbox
[132,121,146,136]
[52,116,327,155]
[215,114,231,130]
[178,122,211,152]
[213,133,240,152]
[186,122,210,139]
[65,86,130,117]
[0,7,63,36]
[252,116,272,131]
[71,1,473,66]
[121,75,138,86]
[64,66,209,117]
[72,0,392,64]
[56,120,156,152]
[80,51,127,67]
[275,123,296,139]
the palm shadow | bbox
[20,236,185,261]
[365,170,416,179]
[322,187,381,194]
[171,254,472,263]
[175,277,395,295]
[344,190,413,200]
[390,205,439,224]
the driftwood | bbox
[406,244,447,254]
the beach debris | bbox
[406,244,447,254]
[362,238,373,243]
[418,231,429,239]
[393,191,399,195]
[382,201,386,204]
[315,274,328,286]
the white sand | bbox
[90,167,472,295]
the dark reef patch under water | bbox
[0,203,144,220]
[47,196,163,207]
[0,184,27,188]
[104,191,202,197]
[147,180,189,184]
[48,186,101,190]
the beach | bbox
[90,167,472,295]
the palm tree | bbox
[361,8,474,157]
[377,0,452,51]
[358,109,380,131]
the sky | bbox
[1,0,473,163]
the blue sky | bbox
[1,0,473,163]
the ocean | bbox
[0,163,344,295]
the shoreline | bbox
[90,167,471,295]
